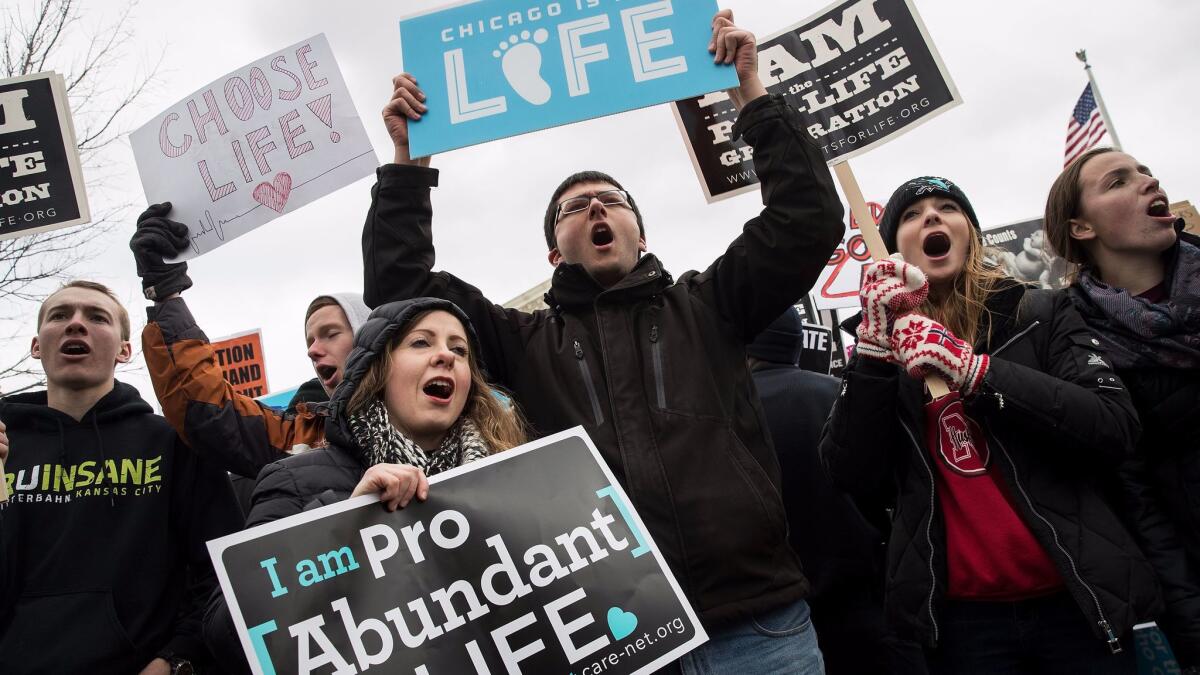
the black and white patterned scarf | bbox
[347,398,490,474]
[1072,238,1200,370]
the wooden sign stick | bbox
[833,161,952,399]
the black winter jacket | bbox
[0,383,241,673]
[1067,231,1200,664]
[820,282,1161,653]
[361,94,846,625]
[750,363,886,602]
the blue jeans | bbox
[679,598,824,674]
[928,592,1137,674]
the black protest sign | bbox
[672,0,961,202]
[798,322,835,375]
[209,428,706,675]
[817,309,849,376]
[0,72,89,238]
[982,218,1070,290]
[792,296,817,325]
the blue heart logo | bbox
[606,606,638,640]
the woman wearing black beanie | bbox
[821,176,1159,672]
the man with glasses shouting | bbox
[362,11,844,672]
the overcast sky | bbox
[4,0,1198,405]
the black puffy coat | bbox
[751,362,890,673]
[820,282,1161,652]
[361,95,846,626]
[1067,231,1200,664]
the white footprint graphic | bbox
[493,29,551,105]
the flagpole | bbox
[1075,49,1122,151]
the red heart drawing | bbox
[252,172,292,213]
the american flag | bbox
[1064,84,1109,166]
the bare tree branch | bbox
[0,0,160,394]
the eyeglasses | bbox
[555,189,630,221]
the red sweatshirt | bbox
[928,400,1063,600]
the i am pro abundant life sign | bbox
[399,0,738,157]
[209,428,706,674]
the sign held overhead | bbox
[130,35,377,260]
[672,0,961,201]
[399,0,738,157]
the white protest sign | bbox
[812,200,884,311]
[130,34,377,260]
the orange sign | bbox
[211,329,269,398]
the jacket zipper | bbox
[574,339,605,426]
[989,427,1122,654]
[981,320,1040,411]
[649,324,666,409]
[990,320,1042,357]
[898,418,940,645]
[980,319,1121,651]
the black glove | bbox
[130,202,193,301]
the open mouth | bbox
[60,340,91,356]
[314,364,338,383]
[1147,198,1171,218]
[591,225,614,247]
[422,377,455,402]
[922,232,952,258]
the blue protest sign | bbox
[1135,624,1181,674]
[399,0,737,157]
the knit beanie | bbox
[303,293,371,343]
[747,306,804,366]
[878,177,980,253]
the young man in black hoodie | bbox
[0,280,241,674]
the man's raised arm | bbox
[692,11,845,339]
[362,74,527,386]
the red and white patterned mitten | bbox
[890,313,990,396]
[856,254,929,361]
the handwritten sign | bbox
[209,428,706,675]
[398,0,737,157]
[211,329,269,398]
[813,200,883,311]
[130,35,376,260]
[0,71,89,239]
[672,0,961,201]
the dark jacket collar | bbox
[0,381,152,431]
[545,254,673,311]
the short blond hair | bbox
[38,280,131,340]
